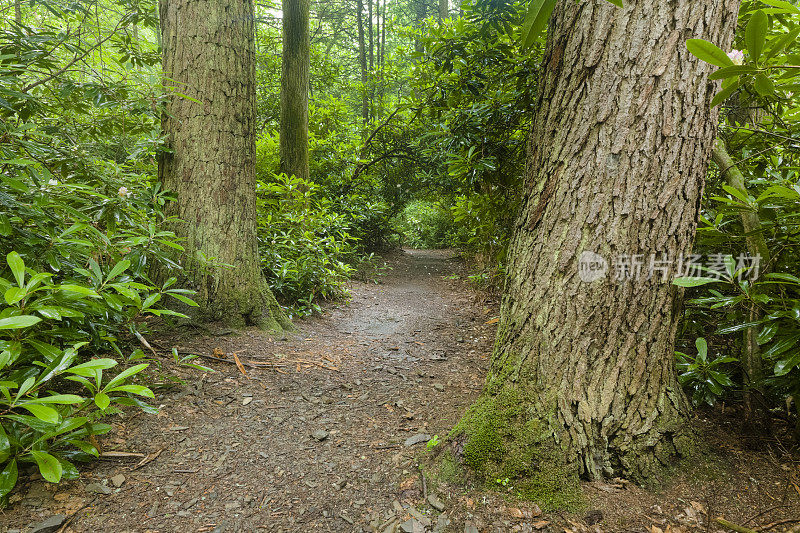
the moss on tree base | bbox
[444,385,584,511]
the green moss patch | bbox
[446,385,584,511]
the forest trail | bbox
[3,250,799,533]
[3,249,499,532]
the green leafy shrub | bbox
[257,173,359,316]
[676,338,738,406]
[0,8,195,504]
[0,251,195,505]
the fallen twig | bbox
[99,450,146,461]
[292,358,340,371]
[131,448,164,471]
[134,330,158,357]
[178,351,261,368]
[56,497,97,533]
[756,518,800,532]
[418,465,428,501]
[744,505,792,526]
[716,517,757,533]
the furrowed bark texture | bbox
[159,0,290,330]
[455,0,740,485]
[279,0,310,182]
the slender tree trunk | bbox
[413,0,425,54]
[367,0,374,71]
[14,0,21,24]
[452,0,739,488]
[356,0,369,125]
[438,0,447,20]
[379,0,386,117]
[711,139,771,434]
[380,0,386,71]
[375,0,380,68]
[159,0,291,331]
[279,0,310,181]
[155,0,162,50]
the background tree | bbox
[280,0,311,181]
[160,0,291,330]
[451,0,740,491]
[356,0,369,124]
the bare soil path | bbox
[1,249,799,533]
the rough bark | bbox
[453,0,740,489]
[711,139,771,433]
[159,0,291,331]
[279,0,310,181]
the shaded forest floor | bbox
[1,249,799,533]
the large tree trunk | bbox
[159,0,291,331]
[279,0,310,181]
[452,0,739,489]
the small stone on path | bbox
[427,493,446,511]
[311,429,329,441]
[85,482,111,495]
[404,433,431,447]
[29,514,66,533]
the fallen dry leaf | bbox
[233,353,249,378]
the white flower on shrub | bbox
[118,186,131,198]
[727,49,744,65]
[48,178,58,186]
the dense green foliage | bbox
[679,1,800,429]
[0,1,189,502]
[1,0,799,501]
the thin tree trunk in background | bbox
[453,0,740,485]
[155,0,162,50]
[159,0,291,331]
[279,0,310,181]
[356,0,369,125]
[379,0,386,117]
[413,0,425,53]
[14,0,21,23]
[439,0,447,19]
[367,0,374,71]
[711,138,771,434]
[380,0,386,71]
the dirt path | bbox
[3,250,799,533]
[2,249,498,533]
